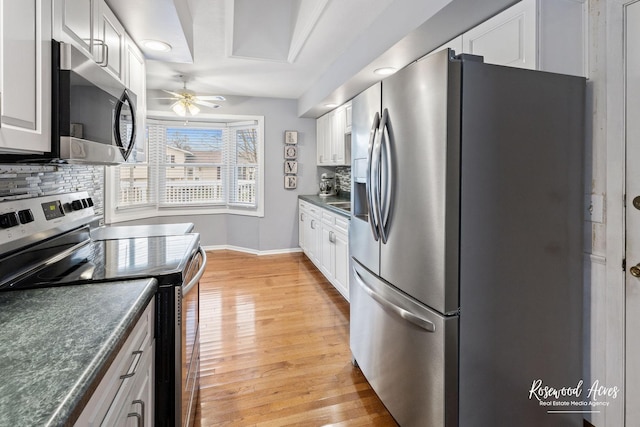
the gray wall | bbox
[129,93,317,252]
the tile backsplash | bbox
[335,166,351,194]
[0,164,104,216]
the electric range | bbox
[0,192,204,427]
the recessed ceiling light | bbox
[374,67,397,76]
[141,39,172,52]
[324,103,338,108]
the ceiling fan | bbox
[159,79,226,117]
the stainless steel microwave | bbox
[0,40,136,165]
[54,40,136,164]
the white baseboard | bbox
[202,245,303,256]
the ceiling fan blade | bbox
[163,89,184,97]
[194,100,222,109]
[153,97,180,100]
[196,95,226,101]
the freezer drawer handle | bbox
[353,270,436,332]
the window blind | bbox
[115,118,261,211]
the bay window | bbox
[107,115,264,222]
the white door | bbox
[626,2,640,424]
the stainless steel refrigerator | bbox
[349,49,585,427]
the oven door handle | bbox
[183,247,207,295]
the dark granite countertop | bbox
[0,279,157,426]
[299,194,351,218]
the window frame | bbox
[104,111,265,224]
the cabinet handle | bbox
[128,400,145,426]
[120,350,143,379]
[0,92,2,128]
[300,213,304,221]
[94,39,109,67]
[329,231,336,243]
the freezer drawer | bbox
[350,260,458,427]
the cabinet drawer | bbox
[322,211,335,226]
[74,298,154,426]
[334,216,349,233]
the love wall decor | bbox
[284,131,298,189]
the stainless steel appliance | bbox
[0,41,136,165]
[350,50,585,427]
[319,173,337,196]
[0,192,204,427]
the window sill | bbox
[106,205,264,224]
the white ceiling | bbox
[106,0,519,117]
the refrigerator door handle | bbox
[353,269,436,333]
[366,112,381,241]
[378,108,392,244]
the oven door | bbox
[177,247,206,427]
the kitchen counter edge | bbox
[299,194,351,218]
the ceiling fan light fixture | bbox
[141,39,172,52]
[187,103,200,116]
[172,101,187,116]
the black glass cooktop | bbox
[4,234,200,290]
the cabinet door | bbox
[345,102,352,134]
[334,230,349,300]
[125,37,146,159]
[309,216,322,265]
[0,0,52,154]
[461,0,536,69]
[54,0,93,56]
[320,227,335,280]
[298,204,306,250]
[331,108,346,165]
[95,0,124,81]
[316,113,331,165]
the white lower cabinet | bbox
[74,298,155,426]
[299,200,349,301]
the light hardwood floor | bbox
[195,250,397,426]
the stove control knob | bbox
[0,212,19,228]
[18,209,34,224]
[71,200,84,211]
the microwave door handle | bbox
[366,112,380,241]
[114,91,136,160]
[353,269,436,332]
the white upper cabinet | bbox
[317,101,351,166]
[95,0,125,81]
[53,0,128,83]
[55,0,92,56]
[124,35,146,158]
[0,0,52,154]
[462,0,537,69]
[460,0,586,76]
